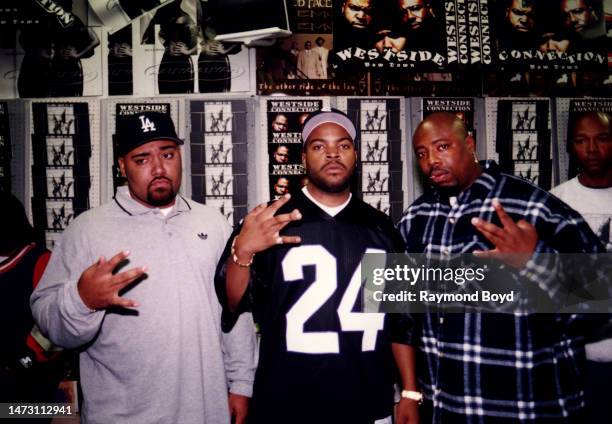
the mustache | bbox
[322,160,347,170]
[148,177,172,187]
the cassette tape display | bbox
[345,98,404,222]
[495,99,552,189]
[190,100,248,225]
[30,102,92,249]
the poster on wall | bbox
[190,100,249,225]
[345,97,404,222]
[494,99,552,189]
[30,102,92,250]
[135,0,252,96]
[1,0,104,99]
[331,0,447,71]
[490,0,607,71]
[265,98,323,200]
[257,0,368,96]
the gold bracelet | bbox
[231,236,254,267]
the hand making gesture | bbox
[232,194,302,263]
[471,199,538,268]
[77,250,147,311]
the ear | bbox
[118,157,127,178]
[465,133,476,153]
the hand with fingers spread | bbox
[471,199,538,268]
[77,250,147,311]
[232,194,303,263]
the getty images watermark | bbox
[361,253,612,314]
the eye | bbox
[572,138,585,145]
[135,158,147,165]
[340,143,352,150]
[311,144,323,151]
[415,151,426,159]
[162,152,175,159]
[437,143,449,151]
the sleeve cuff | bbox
[229,381,253,398]
[66,281,100,316]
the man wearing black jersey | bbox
[215,110,419,424]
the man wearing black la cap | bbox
[215,109,420,424]
[32,109,257,423]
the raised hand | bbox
[232,194,302,262]
[471,199,538,268]
[77,250,147,311]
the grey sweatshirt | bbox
[31,187,257,424]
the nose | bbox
[586,138,597,153]
[326,144,340,159]
[427,149,441,167]
[151,155,164,175]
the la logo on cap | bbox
[139,115,156,133]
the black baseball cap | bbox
[114,111,184,157]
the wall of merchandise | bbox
[0,0,610,249]
[2,95,609,251]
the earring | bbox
[473,151,479,164]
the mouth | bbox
[429,169,450,184]
[323,162,346,173]
[149,178,171,190]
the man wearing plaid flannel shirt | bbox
[395,112,605,423]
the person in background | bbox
[551,111,612,422]
[0,193,64,410]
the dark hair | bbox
[0,192,37,253]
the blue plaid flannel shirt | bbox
[397,161,605,423]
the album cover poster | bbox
[495,99,552,189]
[89,0,172,33]
[11,0,104,98]
[257,0,367,95]
[45,199,75,230]
[490,0,607,71]
[345,97,404,221]
[190,100,249,225]
[0,102,12,193]
[141,0,252,95]
[331,0,448,71]
[266,98,323,200]
[564,99,612,180]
